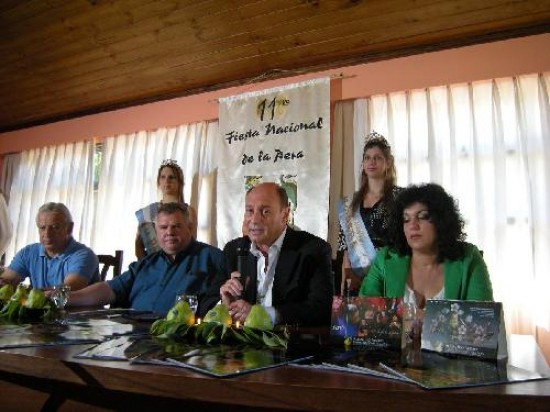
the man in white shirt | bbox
[200,182,334,327]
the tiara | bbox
[161,159,178,167]
[364,131,390,148]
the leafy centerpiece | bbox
[0,284,58,323]
[150,303,288,348]
[0,283,15,302]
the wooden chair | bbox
[98,250,124,281]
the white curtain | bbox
[334,73,550,337]
[92,121,219,272]
[0,153,19,261]
[0,153,20,204]
[4,142,95,261]
[328,100,354,257]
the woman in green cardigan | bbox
[359,183,493,307]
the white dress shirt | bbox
[249,227,287,325]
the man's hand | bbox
[228,299,252,323]
[219,271,243,306]
[0,268,21,288]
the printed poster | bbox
[217,78,330,247]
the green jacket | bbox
[359,243,493,301]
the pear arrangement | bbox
[150,302,288,348]
[0,284,57,323]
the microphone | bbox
[236,240,250,296]
[236,246,249,279]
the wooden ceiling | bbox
[1,0,550,133]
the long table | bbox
[0,332,549,411]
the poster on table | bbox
[217,77,330,248]
[421,300,505,360]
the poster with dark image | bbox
[330,296,403,349]
[422,300,502,359]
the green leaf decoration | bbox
[0,287,60,324]
[0,299,22,321]
[147,319,288,348]
[199,321,219,342]
[194,322,207,339]
[205,324,223,344]
[150,319,167,335]
[0,284,15,301]
[163,321,190,337]
[229,327,250,344]
[175,323,192,338]
[219,324,229,342]
[241,326,264,346]
[262,331,288,348]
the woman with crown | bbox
[134,160,197,259]
[338,132,400,295]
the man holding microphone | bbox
[201,182,334,327]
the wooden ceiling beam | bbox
[1,0,549,132]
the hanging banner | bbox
[217,77,330,248]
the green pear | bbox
[25,288,47,308]
[166,300,195,325]
[203,304,232,326]
[11,284,29,303]
[244,304,273,331]
[0,284,14,301]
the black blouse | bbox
[338,187,401,252]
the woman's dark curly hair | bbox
[389,183,466,262]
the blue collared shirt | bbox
[8,237,99,288]
[107,240,225,315]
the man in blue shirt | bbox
[0,202,99,290]
[68,202,225,315]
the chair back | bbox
[98,250,124,281]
